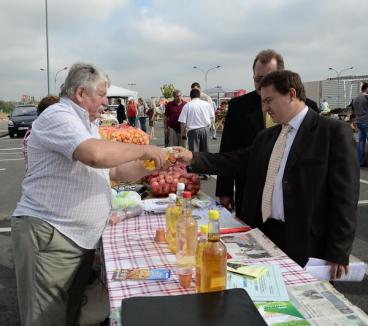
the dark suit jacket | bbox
[216,91,319,216]
[191,109,359,266]
[216,91,263,215]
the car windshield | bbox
[12,106,37,117]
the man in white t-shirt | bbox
[191,82,217,139]
[178,88,214,154]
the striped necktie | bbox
[261,124,291,222]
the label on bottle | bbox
[210,276,226,289]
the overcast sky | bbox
[1,0,367,101]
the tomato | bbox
[165,175,173,184]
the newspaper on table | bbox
[287,281,368,325]
[222,228,285,260]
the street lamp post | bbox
[193,65,221,91]
[328,66,354,108]
[44,0,50,95]
[54,67,68,93]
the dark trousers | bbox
[128,117,136,127]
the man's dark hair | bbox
[361,82,368,92]
[190,88,201,99]
[37,95,59,115]
[116,99,122,104]
[191,82,201,89]
[259,70,306,102]
[252,49,285,71]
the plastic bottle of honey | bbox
[176,191,198,287]
[195,224,208,292]
[168,183,185,253]
[200,210,227,293]
[165,193,176,246]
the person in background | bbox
[178,88,214,181]
[320,99,330,113]
[191,82,217,139]
[116,98,126,123]
[216,49,319,215]
[175,70,358,279]
[164,89,187,147]
[352,82,368,166]
[22,95,60,171]
[11,62,167,326]
[127,97,137,126]
[147,98,157,139]
[137,97,148,133]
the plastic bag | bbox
[112,191,142,209]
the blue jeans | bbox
[139,117,147,133]
[357,122,368,166]
[128,117,136,127]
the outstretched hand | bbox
[172,146,193,165]
[141,145,167,170]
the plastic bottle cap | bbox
[183,191,191,199]
[168,193,177,202]
[177,183,185,191]
[208,210,220,220]
[200,224,209,234]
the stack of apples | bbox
[146,165,200,197]
[99,124,149,145]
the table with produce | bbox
[99,125,368,326]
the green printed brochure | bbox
[255,301,310,325]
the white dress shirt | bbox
[271,106,309,221]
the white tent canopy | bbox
[107,85,138,99]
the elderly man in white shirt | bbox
[11,63,167,326]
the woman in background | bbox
[127,97,137,126]
[147,98,157,139]
[22,95,59,170]
[137,97,148,133]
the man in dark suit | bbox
[217,49,319,216]
[176,70,359,279]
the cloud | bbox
[0,0,367,100]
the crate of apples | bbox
[146,166,200,196]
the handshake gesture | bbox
[142,146,193,171]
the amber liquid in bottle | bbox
[195,225,208,292]
[176,192,198,277]
[200,212,227,293]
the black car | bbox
[8,105,37,138]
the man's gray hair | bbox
[60,63,110,98]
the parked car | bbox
[8,105,37,138]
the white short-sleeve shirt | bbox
[178,98,215,131]
[13,98,112,249]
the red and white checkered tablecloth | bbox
[102,212,196,312]
[102,211,317,315]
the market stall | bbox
[101,207,368,325]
